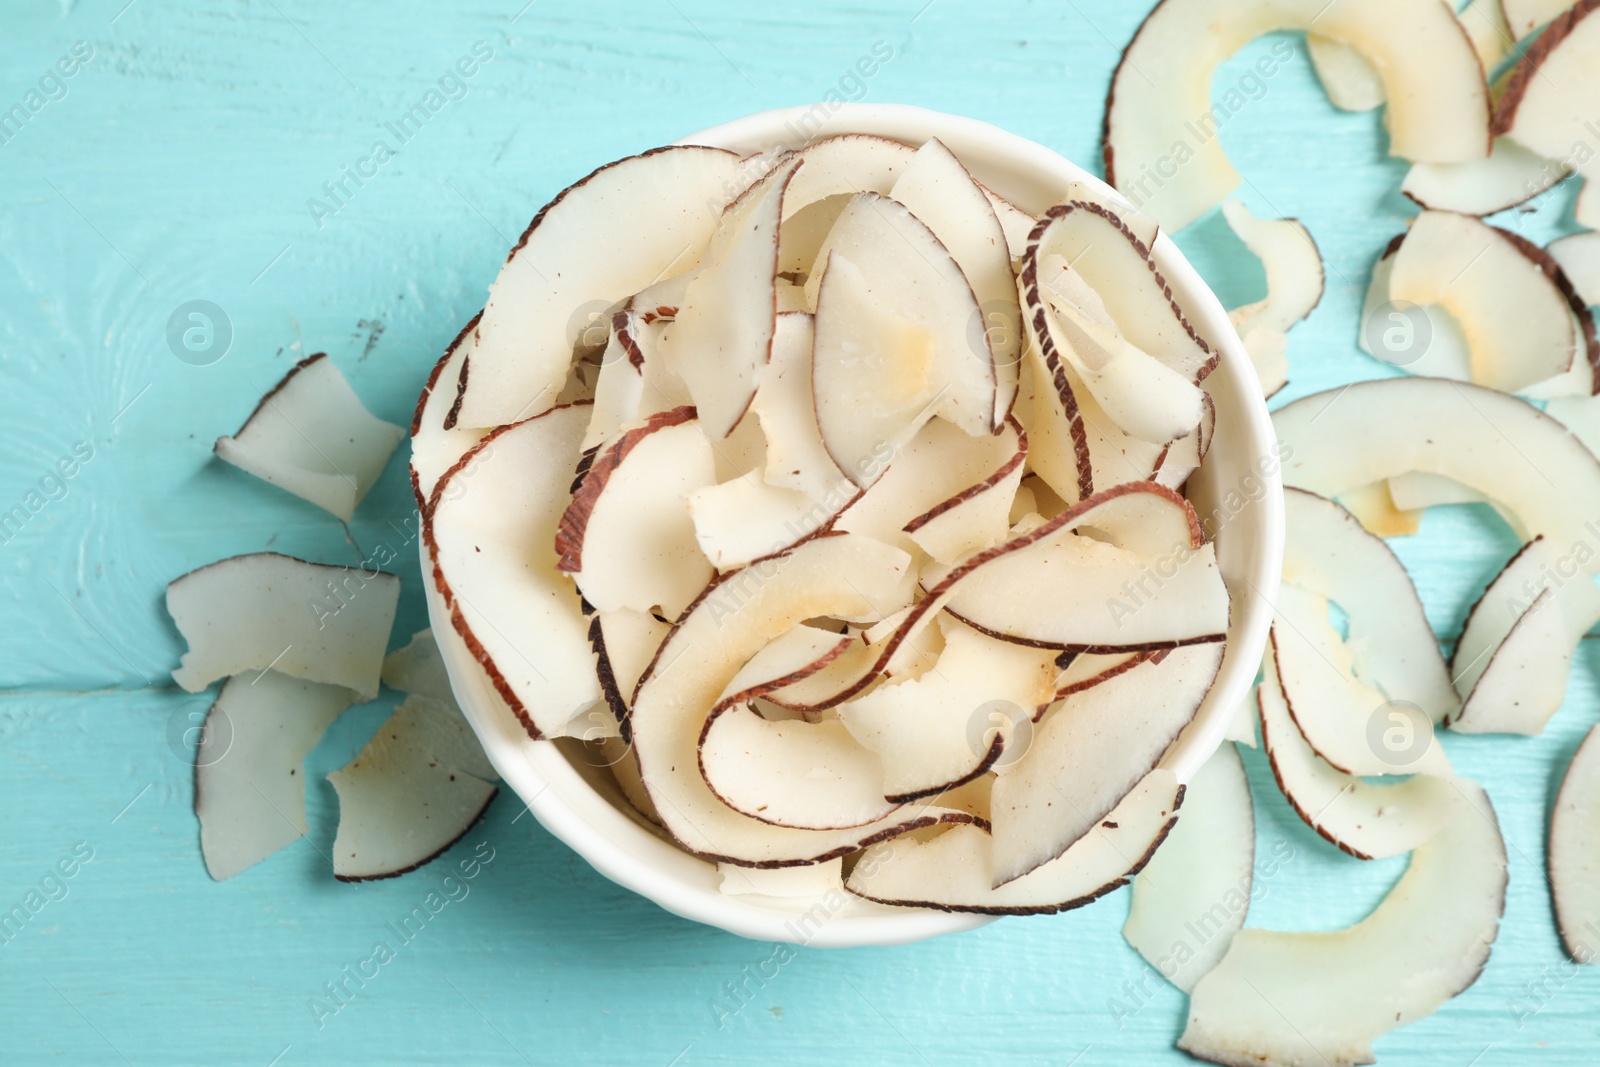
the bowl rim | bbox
[426,101,1284,947]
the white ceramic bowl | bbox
[424,103,1284,947]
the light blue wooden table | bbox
[2,1,1594,1063]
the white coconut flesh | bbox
[809,202,997,484]
[459,146,747,428]
[1258,644,1458,861]
[1305,34,1385,112]
[629,533,976,866]
[698,706,898,830]
[1448,536,1600,734]
[195,669,354,881]
[1384,471,1489,511]
[593,607,670,726]
[1384,211,1576,394]
[1550,724,1600,961]
[826,416,1026,575]
[329,695,499,881]
[1103,0,1492,231]
[1178,779,1507,1067]
[1271,583,1451,777]
[837,616,1059,803]
[1123,742,1255,992]
[844,767,1183,914]
[923,483,1230,653]
[556,407,717,618]
[745,311,850,502]
[381,629,456,707]
[215,353,404,523]
[1503,0,1583,38]
[1494,2,1600,211]
[662,157,802,439]
[1549,232,1600,309]
[1222,200,1324,337]
[988,641,1223,886]
[887,137,1022,425]
[167,552,400,701]
[427,405,602,739]
[1402,138,1570,217]
[1032,254,1206,445]
[409,315,487,512]
[1025,202,1216,385]
[1280,488,1458,724]
[1272,378,1600,580]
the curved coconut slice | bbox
[888,138,1021,424]
[592,607,670,728]
[1272,584,1451,777]
[583,294,694,452]
[556,407,716,618]
[719,858,843,899]
[810,206,997,483]
[990,642,1224,885]
[1104,0,1492,231]
[215,354,403,522]
[1258,646,1458,860]
[780,134,916,222]
[1306,34,1385,112]
[1448,536,1600,733]
[982,185,1039,260]
[746,311,850,502]
[428,405,602,738]
[1223,201,1324,337]
[1494,2,1600,186]
[195,669,354,881]
[1239,324,1289,399]
[1032,254,1206,445]
[1402,138,1569,216]
[837,616,1058,803]
[410,314,487,512]
[698,707,897,829]
[1281,489,1458,724]
[716,622,857,707]
[846,768,1182,914]
[926,484,1229,653]
[1550,724,1600,960]
[1025,202,1217,385]
[629,533,972,865]
[381,629,455,706]
[1123,742,1253,992]
[1550,232,1600,308]
[1054,650,1154,699]
[835,415,1025,559]
[329,695,499,881]
[459,146,744,428]
[688,474,839,572]
[167,553,400,700]
[1179,779,1507,1067]
[1385,471,1489,511]
[1337,480,1423,539]
[662,158,801,439]
[1387,211,1576,392]
[1273,378,1600,577]
[1014,335,1095,504]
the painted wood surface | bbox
[1,0,1594,1063]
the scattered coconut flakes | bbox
[215,353,404,522]
[1178,779,1507,1067]
[196,669,354,881]
[1123,743,1254,992]
[329,695,499,881]
[167,552,399,700]
[381,629,456,706]
[1305,34,1384,112]
[1402,138,1569,216]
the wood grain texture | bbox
[1,0,1596,1063]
